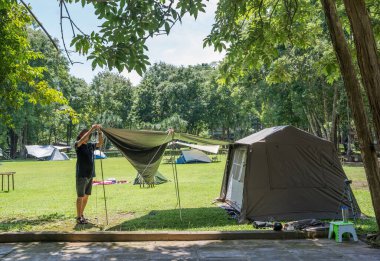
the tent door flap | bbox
[226,147,247,211]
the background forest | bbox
[0,24,370,159]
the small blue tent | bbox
[176,149,211,164]
[94,150,107,159]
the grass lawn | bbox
[0,157,377,233]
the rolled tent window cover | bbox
[101,128,229,184]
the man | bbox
[75,124,103,224]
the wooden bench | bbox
[0,172,15,192]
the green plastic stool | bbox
[328,221,358,242]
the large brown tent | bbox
[220,126,360,221]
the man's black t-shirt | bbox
[75,142,96,178]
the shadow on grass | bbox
[0,213,68,231]
[355,217,379,234]
[73,222,101,231]
[106,207,237,231]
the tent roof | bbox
[235,126,287,144]
[235,126,329,145]
[174,141,219,154]
[26,145,56,158]
[25,145,69,160]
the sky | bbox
[26,0,225,86]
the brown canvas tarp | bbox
[102,128,228,184]
[221,126,360,221]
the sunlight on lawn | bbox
[0,157,376,232]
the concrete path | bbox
[0,239,379,260]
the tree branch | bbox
[60,0,83,65]
[20,0,59,51]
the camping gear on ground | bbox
[94,149,107,159]
[253,221,274,229]
[176,149,212,164]
[273,222,283,231]
[93,178,128,186]
[219,125,361,222]
[133,171,169,186]
[219,204,240,220]
[25,145,70,161]
[328,221,358,242]
[283,219,326,231]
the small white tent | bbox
[25,145,70,161]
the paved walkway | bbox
[0,239,379,260]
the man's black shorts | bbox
[76,177,93,197]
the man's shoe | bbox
[76,217,85,224]
[81,215,89,224]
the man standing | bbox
[75,124,103,224]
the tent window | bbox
[231,148,246,182]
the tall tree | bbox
[320,0,380,227]
[0,2,67,127]
[90,71,134,128]
[0,3,74,157]
[342,0,380,143]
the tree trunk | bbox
[322,86,329,129]
[311,112,324,138]
[303,107,318,136]
[342,0,380,143]
[330,82,339,148]
[20,125,27,158]
[48,127,52,144]
[7,128,18,159]
[321,0,380,227]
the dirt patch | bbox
[352,180,368,189]
[115,211,135,219]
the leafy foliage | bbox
[89,71,134,128]
[66,0,207,74]
[0,2,68,126]
[204,0,324,82]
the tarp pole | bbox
[171,133,182,221]
[99,132,109,225]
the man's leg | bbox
[76,197,83,218]
[76,177,86,222]
[81,194,89,215]
[81,178,93,220]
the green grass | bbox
[0,157,377,233]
